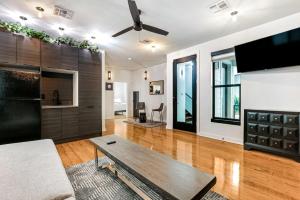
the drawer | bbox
[270,138,282,149]
[284,114,299,126]
[283,140,298,152]
[257,136,269,146]
[283,128,299,139]
[247,112,257,122]
[247,123,258,134]
[258,113,269,123]
[270,126,283,138]
[247,134,257,144]
[270,114,283,125]
[258,125,269,136]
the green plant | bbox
[0,20,99,53]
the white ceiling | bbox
[1,0,300,70]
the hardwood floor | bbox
[56,118,300,200]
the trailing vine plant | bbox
[0,20,100,53]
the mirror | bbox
[149,80,164,95]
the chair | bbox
[151,103,164,123]
[136,102,146,121]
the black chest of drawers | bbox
[244,109,300,162]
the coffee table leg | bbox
[95,147,99,171]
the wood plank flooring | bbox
[56,118,300,200]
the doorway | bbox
[173,55,197,132]
[113,82,128,118]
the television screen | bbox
[235,27,300,73]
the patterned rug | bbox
[66,157,227,200]
[123,119,166,128]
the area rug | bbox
[66,157,227,200]
[123,119,166,128]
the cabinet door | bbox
[17,36,40,66]
[78,49,101,65]
[41,42,61,68]
[41,109,62,140]
[62,108,79,138]
[0,31,16,64]
[61,45,78,70]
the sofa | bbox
[0,139,75,200]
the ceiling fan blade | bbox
[142,24,169,36]
[112,26,134,37]
[128,0,141,24]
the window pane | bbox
[214,86,240,120]
[214,57,240,85]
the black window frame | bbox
[211,48,241,126]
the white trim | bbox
[198,131,243,145]
[211,52,235,61]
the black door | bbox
[173,55,197,132]
[133,91,139,118]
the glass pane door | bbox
[173,55,197,132]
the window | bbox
[211,50,241,125]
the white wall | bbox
[167,12,300,144]
[132,63,167,122]
[105,69,133,119]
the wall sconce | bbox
[108,71,112,80]
[144,70,148,80]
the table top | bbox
[90,135,216,200]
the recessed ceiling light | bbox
[58,27,65,36]
[36,6,44,18]
[231,11,238,22]
[128,57,132,61]
[151,45,156,53]
[19,16,27,26]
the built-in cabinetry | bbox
[0,30,102,143]
[244,109,300,162]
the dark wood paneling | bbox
[61,45,78,70]
[78,49,101,65]
[0,31,16,64]
[41,42,61,68]
[62,108,79,138]
[78,51,102,136]
[17,36,40,66]
[41,109,62,140]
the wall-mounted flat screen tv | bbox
[235,27,300,73]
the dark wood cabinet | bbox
[41,42,61,69]
[42,109,62,140]
[17,36,40,66]
[41,43,78,70]
[0,31,16,64]
[61,45,78,70]
[78,50,102,136]
[244,109,300,162]
[62,108,79,138]
[79,49,101,65]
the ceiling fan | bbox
[112,0,169,37]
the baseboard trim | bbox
[198,131,243,145]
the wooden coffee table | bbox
[90,135,216,200]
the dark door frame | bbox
[173,54,197,133]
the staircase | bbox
[185,93,193,124]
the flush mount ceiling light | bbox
[151,45,156,53]
[36,6,44,18]
[58,27,65,36]
[128,57,132,61]
[19,16,27,26]
[231,11,238,22]
[91,36,96,40]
